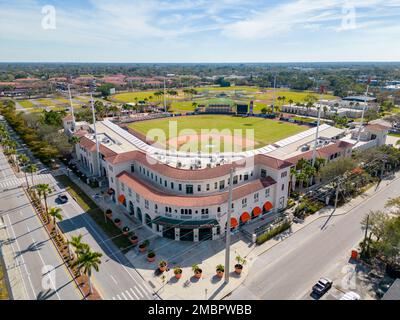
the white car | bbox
[340,291,361,300]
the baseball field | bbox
[128,115,308,152]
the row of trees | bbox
[0,100,71,163]
[1,122,102,296]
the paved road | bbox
[228,175,400,300]
[0,151,81,300]
[46,176,155,300]
[1,120,155,300]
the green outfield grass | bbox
[128,114,308,150]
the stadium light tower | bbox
[90,80,101,177]
[357,78,371,144]
[224,167,235,283]
[311,105,321,168]
[67,84,76,131]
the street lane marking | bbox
[4,214,35,299]
[130,287,140,299]
[116,294,122,300]
[31,237,61,300]
[110,275,118,285]
[134,286,144,298]
[125,290,133,300]
[121,292,128,300]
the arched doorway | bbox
[129,201,134,216]
[136,207,143,222]
[252,206,262,219]
[118,194,126,207]
[240,212,251,226]
[263,201,273,214]
[145,214,152,228]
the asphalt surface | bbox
[0,150,81,300]
[1,120,155,300]
[228,175,400,300]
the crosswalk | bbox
[111,284,153,300]
[0,174,54,190]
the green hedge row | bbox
[256,221,292,245]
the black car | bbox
[56,194,68,204]
[312,278,333,295]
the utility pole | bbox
[363,214,370,254]
[164,77,167,113]
[90,91,101,177]
[67,84,76,131]
[311,106,321,168]
[271,74,277,114]
[224,167,235,284]
[334,180,340,210]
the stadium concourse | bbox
[63,114,389,242]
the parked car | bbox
[312,277,333,295]
[340,291,361,300]
[56,194,68,204]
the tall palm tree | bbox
[48,207,63,234]
[73,246,102,295]
[18,154,30,187]
[36,183,51,216]
[69,234,88,259]
[26,163,38,187]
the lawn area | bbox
[129,114,308,149]
[18,99,35,108]
[0,258,10,300]
[113,86,337,114]
[36,98,57,107]
[55,175,132,252]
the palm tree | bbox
[48,207,63,234]
[36,183,51,217]
[26,163,38,187]
[18,154,30,187]
[73,246,102,295]
[69,234,88,259]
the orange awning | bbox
[264,201,273,212]
[118,194,126,204]
[230,217,238,228]
[240,212,251,223]
[252,206,262,217]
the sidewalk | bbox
[0,220,25,300]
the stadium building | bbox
[65,115,389,242]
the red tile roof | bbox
[104,150,292,181]
[117,171,276,207]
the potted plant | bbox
[216,264,224,278]
[174,266,183,279]
[147,250,156,262]
[105,209,112,219]
[129,234,139,245]
[139,240,149,253]
[122,226,130,236]
[192,264,202,279]
[158,260,167,272]
[113,218,121,227]
[234,255,247,275]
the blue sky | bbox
[0,0,400,62]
